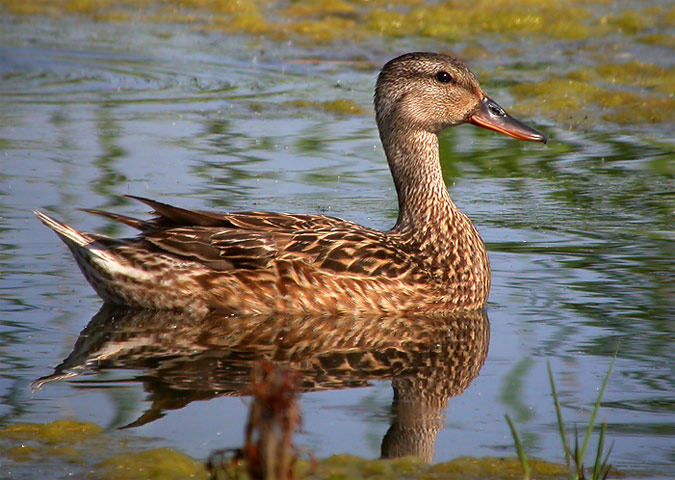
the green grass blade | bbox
[591,421,607,480]
[600,442,614,480]
[548,361,572,478]
[505,413,530,480]
[573,425,583,480]
[579,352,616,464]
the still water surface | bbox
[0,14,673,479]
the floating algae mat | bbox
[2,0,673,44]
[1,0,673,133]
[511,61,675,126]
[0,420,569,480]
[0,420,210,480]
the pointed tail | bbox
[34,210,96,248]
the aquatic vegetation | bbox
[287,99,366,115]
[0,418,570,479]
[311,454,566,479]
[1,0,672,129]
[593,62,675,95]
[638,33,675,48]
[282,0,356,18]
[602,6,675,35]
[0,420,208,479]
[511,61,675,127]
[0,419,103,445]
[98,448,210,480]
[1,0,671,44]
[506,360,616,480]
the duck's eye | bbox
[435,71,454,83]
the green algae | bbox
[603,6,675,35]
[562,61,675,96]
[0,419,576,480]
[430,456,566,479]
[0,419,103,445]
[514,85,675,127]
[290,17,359,43]
[599,94,675,125]
[0,420,104,470]
[311,454,565,480]
[0,420,209,480]
[316,454,435,479]
[361,1,595,41]
[511,61,675,127]
[417,2,592,41]
[288,99,366,116]
[605,10,651,35]
[595,62,675,95]
[5,444,38,462]
[365,10,407,38]
[283,0,356,18]
[638,33,675,48]
[2,0,673,128]
[98,448,209,480]
[0,0,667,43]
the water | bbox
[0,12,673,479]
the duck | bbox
[35,52,546,316]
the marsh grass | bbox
[506,356,617,480]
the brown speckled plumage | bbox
[35,53,546,315]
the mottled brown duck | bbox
[35,52,546,315]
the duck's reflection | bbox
[35,305,489,462]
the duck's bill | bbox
[470,97,547,143]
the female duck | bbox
[36,52,546,315]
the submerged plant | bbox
[506,355,617,480]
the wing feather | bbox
[86,196,427,280]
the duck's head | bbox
[375,52,546,143]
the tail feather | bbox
[33,210,97,248]
[79,208,152,231]
[124,194,232,227]
[34,209,146,307]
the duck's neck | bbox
[381,127,457,238]
[380,124,491,307]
